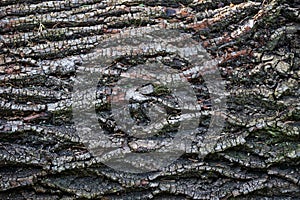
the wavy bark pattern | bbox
[0,0,299,199]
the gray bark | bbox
[0,0,299,199]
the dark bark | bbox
[0,0,299,199]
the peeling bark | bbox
[0,0,299,199]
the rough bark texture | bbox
[0,0,299,199]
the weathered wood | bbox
[0,0,299,199]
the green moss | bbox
[156,122,180,137]
[51,106,73,125]
[153,84,171,96]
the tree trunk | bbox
[0,0,299,199]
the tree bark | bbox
[0,0,299,199]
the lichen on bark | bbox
[0,0,299,199]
